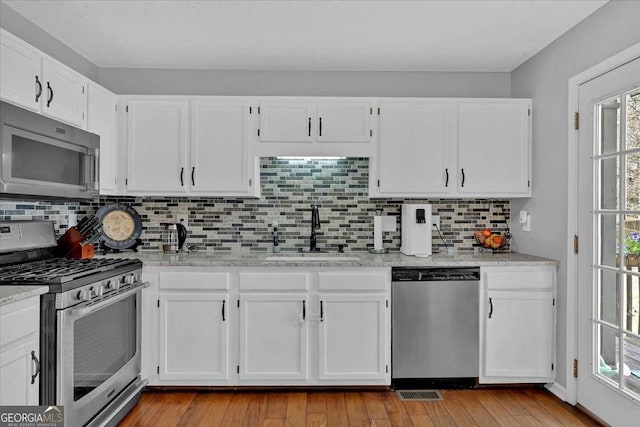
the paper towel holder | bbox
[369,210,390,254]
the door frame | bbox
[566,41,640,405]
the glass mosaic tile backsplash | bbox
[1,158,510,253]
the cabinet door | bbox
[0,340,39,405]
[126,99,188,193]
[457,102,530,196]
[318,294,387,381]
[239,294,308,381]
[481,290,554,383]
[258,101,315,142]
[0,29,41,112]
[159,292,229,381]
[88,82,118,195]
[316,101,371,143]
[375,101,451,196]
[41,57,87,128]
[190,100,254,194]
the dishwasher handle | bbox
[488,297,493,318]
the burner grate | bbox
[0,258,136,283]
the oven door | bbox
[57,284,144,427]
[0,124,99,199]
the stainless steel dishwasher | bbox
[392,267,480,388]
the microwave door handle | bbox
[85,148,99,191]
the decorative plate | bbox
[96,203,143,250]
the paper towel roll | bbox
[374,216,383,251]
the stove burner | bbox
[0,258,138,284]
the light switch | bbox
[519,210,528,224]
[522,214,531,232]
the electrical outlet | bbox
[176,214,188,229]
[432,215,440,229]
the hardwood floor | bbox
[118,388,602,427]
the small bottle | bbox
[272,222,281,253]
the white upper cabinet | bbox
[0,29,87,129]
[258,100,316,143]
[316,100,372,143]
[41,57,87,128]
[372,100,451,197]
[254,98,375,157]
[126,99,189,193]
[190,99,256,195]
[457,101,531,196]
[0,29,41,112]
[124,97,258,196]
[87,82,118,195]
[370,98,531,198]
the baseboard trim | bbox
[545,382,568,402]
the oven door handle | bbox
[70,282,149,317]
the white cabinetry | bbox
[156,271,231,385]
[141,267,390,386]
[457,101,531,196]
[125,99,188,193]
[370,98,531,198]
[0,296,40,405]
[0,29,41,112]
[317,272,389,381]
[190,99,256,194]
[480,266,556,384]
[87,82,118,195]
[124,97,258,196]
[238,272,309,382]
[0,29,87,128]
[372,100,451,197]
[255,98,374,156]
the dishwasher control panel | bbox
[391,267,480,281]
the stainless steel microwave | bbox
[0,101,99,199]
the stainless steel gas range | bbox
[0,220,147,427]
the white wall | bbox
[0,2,99,81]
[510,0,640,388]
[97,68,510,97]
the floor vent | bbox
[396,390,442,401]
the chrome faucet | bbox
[310,204,321,252]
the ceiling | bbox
[2,0,608,72]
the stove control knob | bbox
[108,280,120,291]
[94,285,104,297]
[78,289,92,301]
[124,274,136,285]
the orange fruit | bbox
[482,229,492,237]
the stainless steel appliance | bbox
[400,204,432,256]
[392,267,480,388]
[0,220,146,427]
[161,222,187,252]
[0,101,100,199]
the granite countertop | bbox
[100,250,558,268]
[0,285,49,307]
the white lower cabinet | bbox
[142,267,390,386]
[0,296,40,405]
[479,266,556,384]
[239,293,308,381]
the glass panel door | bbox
[593,90,640,398]
[577,57,640,425]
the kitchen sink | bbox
[264,255,361,262]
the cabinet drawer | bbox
[160,272,230,290]
[483,268,555,290]
[0,297,39,347]
[239,272,308,291]
[318,271,388,291]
